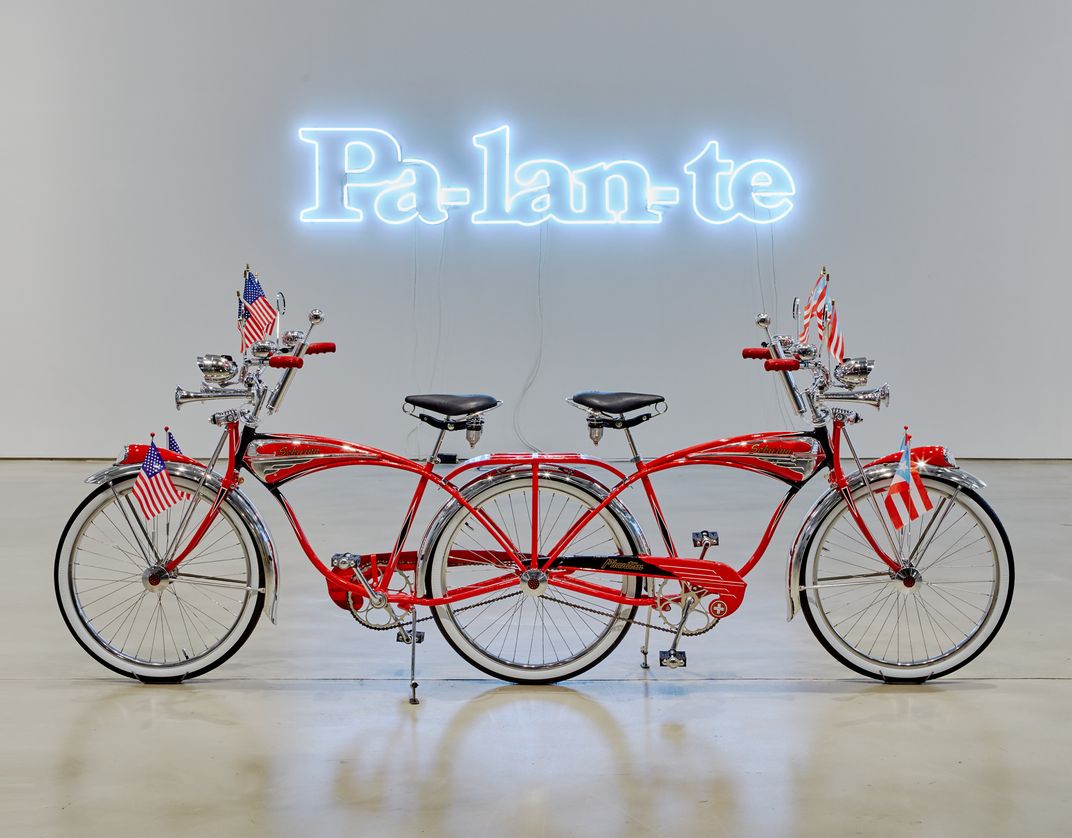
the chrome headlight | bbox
[197,354,239,384]
[834,357,875,388]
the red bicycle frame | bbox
[121,412,949,621]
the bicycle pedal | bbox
[396,630,425,644]
[330,552,359,569]
[659,650,687,668]
[691,531,719,548]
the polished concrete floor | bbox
[2,460,1070,837]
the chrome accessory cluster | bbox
[175,304,324,427]
[754,303,891,427]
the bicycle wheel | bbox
[55,473,264,683]
[799,473,1013,682]
[425,474,642,683]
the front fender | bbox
[785,462,985,622]
[417,465,649,596]
[86,461,279,624]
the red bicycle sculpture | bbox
[55,280,1013,700]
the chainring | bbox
[655,580,720,636]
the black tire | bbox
[55,474,264,683]
[424,474,642,684]
[799,475,1013,683]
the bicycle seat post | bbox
[427,427,448,465]
[622,421,643,464]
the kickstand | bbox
[407,607,420,705]
[640,605,652,669]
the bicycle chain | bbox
[350,588,718,636]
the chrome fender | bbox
[786,463,986,621]
[86,463,279,624]
[417,465,650,596]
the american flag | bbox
[824,300,845,364]
[132,437,188,520]
[799,270,828,344]
[165,427,182,455]
[238,268,276,352]
[883,431,933,530]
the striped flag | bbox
[799,270,828,344]
[238,267,276,352]
[883,431,933,530]
[825,300,845,364]
[165,426,182,455]
[132,436,188,520]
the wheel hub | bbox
[896,566,923,589]
[142,565,173,593]
[519,569,548,597]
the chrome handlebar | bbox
[265,308,322,415]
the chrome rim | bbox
[65,479,256,669]
[807,479,1002,669]
[434,481,635,672]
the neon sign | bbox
[299,125,795,227]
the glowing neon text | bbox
[299,126,794,227]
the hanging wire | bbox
[751,199,768,315]
[428,220,448,389]
[751,199,794,430]
[404,222,422,458]
[768,206,779,321]
[512,223,547,452]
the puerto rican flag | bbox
[883,431,933,530]
[238,267,277,352]
[132,436,188,520]
[824,300,845,364]
[799,269,828,345]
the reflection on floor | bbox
[2,461,1070,836]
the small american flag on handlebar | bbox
[238,267,277,352]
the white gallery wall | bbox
[1,0,1069,458]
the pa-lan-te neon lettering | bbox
[299,126,794,228]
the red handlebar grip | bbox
[764,358,800,372]
[306,342,336,355]
[268,355,304,369]
[741,347,769,359]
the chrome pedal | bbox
[659,650,687,669]
[397,629,425,644]
[330,552,358,569]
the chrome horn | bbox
[818,383,890,410]
[174,386,252,410]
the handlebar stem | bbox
[266,320,317,415]
[767,333,807,416]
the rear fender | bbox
[85,460,279,624]
[785,460,985,621]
